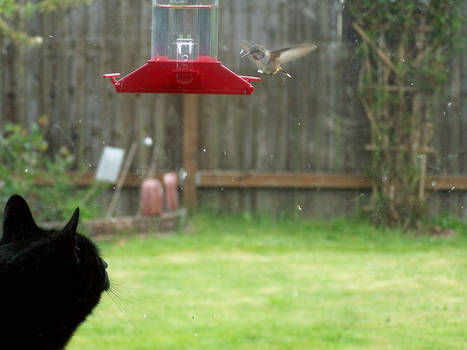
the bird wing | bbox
[271,43,317,64]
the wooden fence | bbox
[1,0,466,219]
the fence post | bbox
[183,94,200,210]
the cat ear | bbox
[1,195,39,243]
[60,208,79,246]
[58,208,80,265]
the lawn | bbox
[68,214,467,350]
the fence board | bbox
[197,171,467,191]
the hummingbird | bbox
[240,41,317,78]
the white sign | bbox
[95,147,125,183]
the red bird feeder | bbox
[103,0,260,95]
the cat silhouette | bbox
[0,195,109,350]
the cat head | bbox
[0,195,109,349]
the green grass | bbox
[68,214,467,350]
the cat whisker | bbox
[107,280,145,308]
[106,289,150,327]
[106,292,150,329]
[106,289,132,320]
[106,286,147,317]
[109,279,142,290]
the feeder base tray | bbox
[103,58,260,95]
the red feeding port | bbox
[103,57,260,95]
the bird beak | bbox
[241,50,252,59]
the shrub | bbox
[0,121,99,222]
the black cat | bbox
[0,195,109,350]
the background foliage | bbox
[0,120,99,222]
[0,0,91,45]
[349,0,465,229]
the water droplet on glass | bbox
[33,36,43,45]
[179,168,188,180]
[144,137,153,146]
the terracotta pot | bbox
[140,179,163,216]
[163,172,179,211]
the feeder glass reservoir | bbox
[152,0,219,61]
